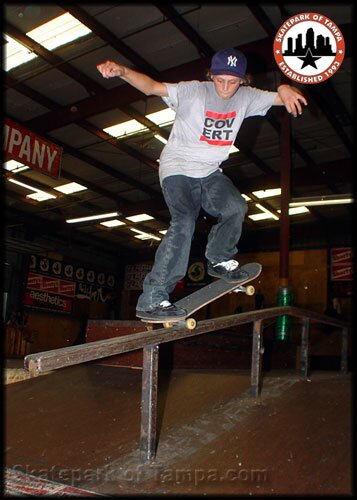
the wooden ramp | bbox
[5,364,351,496]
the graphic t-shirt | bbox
[159,81,277,183]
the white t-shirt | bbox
[159,80,277,183]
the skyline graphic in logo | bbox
[274,12,345,84]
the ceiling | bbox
[4,3,353,267]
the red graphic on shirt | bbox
[200,110,236,145]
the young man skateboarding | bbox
[97,48,307,321]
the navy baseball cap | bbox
[210,48,247,78]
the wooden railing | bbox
[24,306,350,463]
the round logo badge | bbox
[274,12,345,84]
[188,262,205,282]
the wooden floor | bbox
[5,362,351,496]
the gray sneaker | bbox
[207,259,249,282]
[136,300,187,321]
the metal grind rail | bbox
[24,306,350,463]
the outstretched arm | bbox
[96,60,168,97]
[274,84,308,117]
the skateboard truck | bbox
[163,318,197,330]
[233,284,255,295]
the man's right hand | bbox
[96,60,168,97]
[97,60,126,79]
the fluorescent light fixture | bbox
[27,192,55,202]
[253,188,281,199]
[248,212,272,221]
[54,182,88,194]
[290,195,353,207]
[126,213,154,223]
[4,34,37,71]
[255,203,279,220]
[66,211,120,223]
[250,205,310,221]
[27,12,91,51]
[148,108,176,126]
[3,160,30,173]
[278,206,310,215]
[100,219,126,228]
[159,229,168,235]
[104,119,146,138]
[242,194,251,201]
[130,228,161,241]
[104,108,176,139]
[4,13,92,71]
[8,177,56,200]
[154,134,168,145]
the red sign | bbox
[330,247,353,281]
[4,117,62,178]
[24,290,72,313]
[331,247,353,264]
[27,272,76,297]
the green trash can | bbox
[276,286,293,341]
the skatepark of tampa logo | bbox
[274,12,345,84]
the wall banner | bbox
[330,247,353,281]
[24,255,116,313]
[4,117,62,178]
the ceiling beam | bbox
[5,109,167,218]
[58,4,161,78]
[153,3,214,58]
[5,17,282,217]
[228,158,352,193]
[5,22,101,95]
[266,113,341,194]
[5,74,161,196]
[5,27,164,176]
[8,21,351,134]
[5,205,129,258]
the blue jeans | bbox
[136,170,248,311]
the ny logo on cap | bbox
[227,55,237,67]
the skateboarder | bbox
[97,48,307,321]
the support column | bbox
[140,344,159,463]
[250,320,263,397]
[276,110,293,341]
[279,110,291,286]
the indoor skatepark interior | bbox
[4,3,352,497]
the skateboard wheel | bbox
[185,318,197,330]
[163,322,173,328]
[245,285,255,296]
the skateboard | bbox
[140,262,262,329]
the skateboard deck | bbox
[140,262,262,329]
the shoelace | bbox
[159,300,173,308]
[213,259,239,271]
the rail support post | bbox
[250,320,263,397]
[300,318,310,380]
[340,327,348,374]
[140,344,159,463]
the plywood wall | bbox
[25,311,82,353]
[209,249,328,318]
